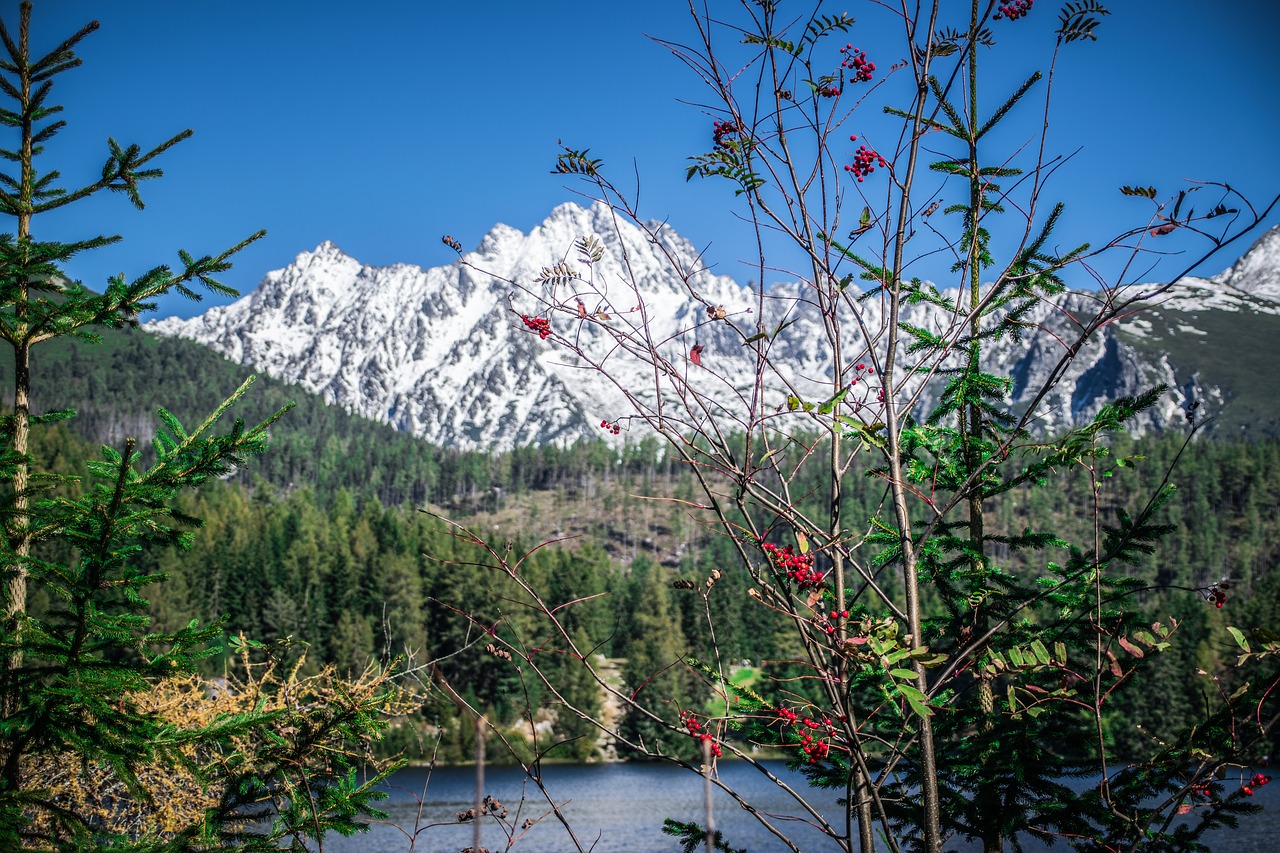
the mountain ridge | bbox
[148,204,1280,449]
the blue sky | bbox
[26,1,1280,319]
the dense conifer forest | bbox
[14,326,1279,764]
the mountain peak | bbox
[476,222,524,256]
[290,239,357,267]
[549,200,590,220]
[1215,223,1280,299]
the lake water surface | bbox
[322,761,1277,853]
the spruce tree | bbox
[0,3,399,848]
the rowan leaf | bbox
[1030,639,1051,665]
[1117,635,1144,658]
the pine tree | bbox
[0,4,400,848]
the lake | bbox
[320,760,1278,852]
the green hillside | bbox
[3,325,618,509]
[1116,305,1280,436]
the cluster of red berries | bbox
[521,314,551,340]
[800,734,831,762]
[777,707,801,725]
[995,0,1033,20]
[1203,579,1231,609]
[817,84,842,98]
[713,119,742,151]
[762,542,824,590]
[679,710,722,758]
[848,361,876,387]
[846,363,882,412]
[844,137,887,182]
[816,609,851,636]
[839,45,875,82]
[777,708,836,763]
[1243,773,1272,796]
[599,419,622,435]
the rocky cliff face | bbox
[147,204,1280,449]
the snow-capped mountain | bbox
[147,203,1280,449]
[1214,224,1280,302]
[148,203,752,449]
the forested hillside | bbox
[5,325,621,508]
[19,353,1280,763]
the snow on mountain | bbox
[148,203,746,449]
[1214,224,1280,303]
[146,207,1280,450]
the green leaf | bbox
[897,683,932,718]
[770,317,797,340]
[817,386,850,415]
[742,33,797,54]
[1030,639,1051,665]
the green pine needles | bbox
[0,3,401,849]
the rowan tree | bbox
[443,2,1280,851]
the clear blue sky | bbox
[25,1,1280,319]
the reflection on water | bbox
[320,760,1277,853]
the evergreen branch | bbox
[31,129,193,215]
[0,8,20,70]
[27,78,51,113]
[29,57,81,83]
[928,76,967,140]
[28,16,98,77]
[30,119,63,146]
[975,71,1042,142]
[885,104,965,139]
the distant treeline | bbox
[8,327,681,508]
